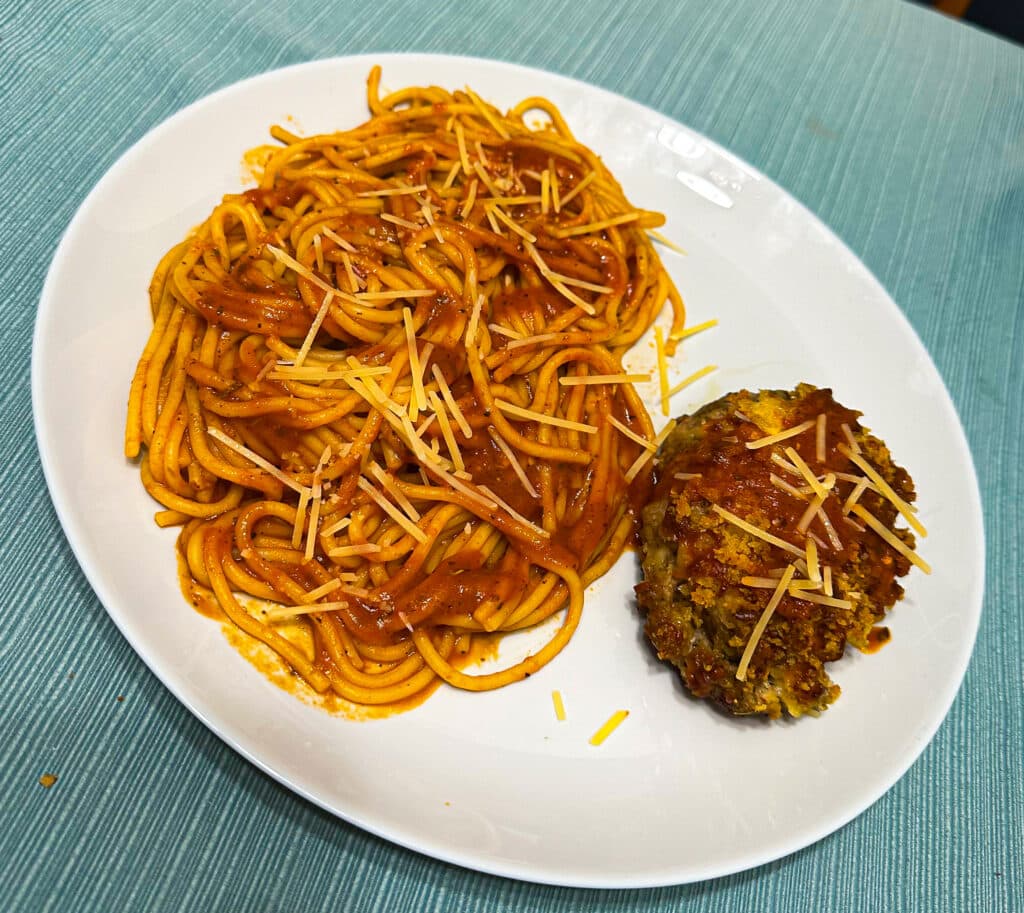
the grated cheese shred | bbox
[711,504,805,558]
[745,419,815,451]
[851,504,931,573]
[736,565,796,681]
[589,709,629,746]
[667,365,717,398]
[207,427,308,496]
[488,426,539,498]
[431,365,472,438]
[624,420,677,483]
[495,398,597,434]
[304,446,332,561]
[429,393,465,473]
[551,690,566,721]
[608,415,657,452]
[655,327,669,416]
[838,445,926,538]
[559,373,650,387]
[357,477,428,544]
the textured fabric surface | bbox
[2,0,1022,909]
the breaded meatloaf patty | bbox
[635,384,926,718]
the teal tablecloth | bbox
[3,0,1021,909]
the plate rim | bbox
[31,51,986,889]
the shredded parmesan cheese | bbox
[770,472,809,501]
[815,505,842,552]
[667,365,717,398]
[670,318,717,342]
[770,452,803,478]
[647,229,687,255]
[489,204,536,242]
[521,241,596,315]
[796,490,828,535]
[305,446,332,561]
[321,226,356,253]
[301,578,342,603]
[460,178,479,221]
[784,447,827,498]
[842,477,871,515]
[475,140,491,168]
[624,420,677,483]
[356,183,428,197]
[558,170,596,208]
[505,332,560,350]
[264,600,350,621]
[745,419,815,450]
[454,121,471,175]
[589,709,629,746]
[488,323,523,340]
[369,463,421,521]
[547,276,597,315]
[427,462,497,511]
[294,291,334,368]
[608,415,657,452]
[554,212,640,239]
[741,576,786,588]
[495,398,597,434]
[291,487,311,549]
[488,426,539,498]
[327,543,383,559]
[356,289,436,301]
[478,485,549,538]
[838,445,926,538]
[551,690,566,721]
[402,308,426,416]
[787,589,852,610]
[254,356,278,383]
[357,477,428,544]
[815,413,827,463]
[736,565,796,681]
[313,234,324,273]
[207,428,308,495]
[465,293,484,347]
[540,271,613,295]
[840,423,860,453]
[320,515,350,537]
[381,212,422,232]
[431,364,472,438]
[429,392,465,473]
[559,373,650,387]
[655,327,669,417]
[843,515,866,533]
[473,160,503,198]
[340,252,361,293]
[441,159,462,190]
[266,244,341,301]
[806,538,821,583]
[711,504,805,558]
[548,157,561,211]
[851,504,931,573]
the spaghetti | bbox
[125,67,685,712]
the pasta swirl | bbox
[125,67,685,712]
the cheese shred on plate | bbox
[589,709,629,746]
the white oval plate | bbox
[33,54,984,888]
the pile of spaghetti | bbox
[125,67,685,711]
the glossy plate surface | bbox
[33,54,984,888]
